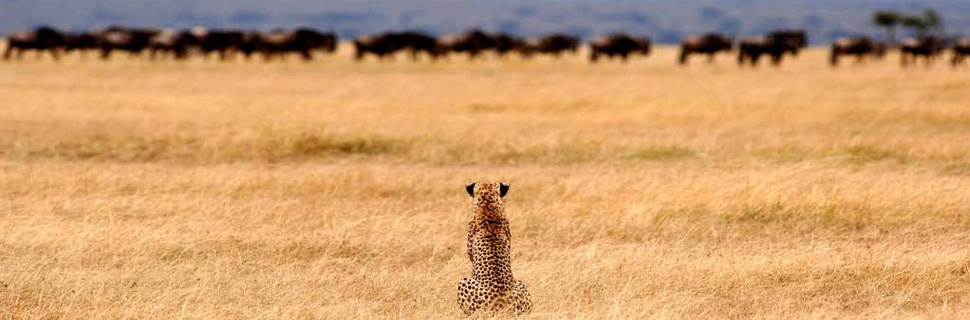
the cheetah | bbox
[457,181,533,316]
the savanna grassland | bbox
[2,45,970,319]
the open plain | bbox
[1,45,970,319]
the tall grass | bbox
[1,46,969,319]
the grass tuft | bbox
[622,145,697,161]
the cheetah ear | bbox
[465,182,476,197]
[499,182,510,197]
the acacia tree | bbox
[899,10,942,37]
[922,10,941,34]
[901,15,928,36]
[873,11,900,44]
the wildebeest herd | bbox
[4,26,337,61]
[351,29,582,61]
[4,25,970,67]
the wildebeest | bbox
[487,32,524,57]
[538,33,581,56]
[96,26,159,59]
[737,30,806,66]
[3,26,66,60]
[771,30,807,55]
[589,34,651,62]
[294,28,338,57]
[64,32,100,56]
[438,29,495,59]
[353,32,408,60]
[148,29,200,60]
[245,31,291,60]
[353,31,443,61]
[950,38,970,67]
[829,37,886,66]
[194,28,245,60]
[245,28,337,61]
[519,33,580,58]
[305,28,338,51]
[900,36,947,67]
[395,31,442,60]
[678,33,733,65]
[237,32,260,59]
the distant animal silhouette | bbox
[590,33,652,62]
[738,30,807,66]
[4,26,67,60]
[951,38,970,67]
[830,36,886,66]
[900,36,947,67]
[679,33,733,65]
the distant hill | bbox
[3,0,969,44]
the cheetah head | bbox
[465,182,510,215]
[465,181,509,199]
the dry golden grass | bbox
[1,44,970,319]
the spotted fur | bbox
[457,181,532,316]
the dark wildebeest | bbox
[293,28,338,57]
[900,36,947,67]
[238,31,261,59]
[96,26,159,59]
[195,29,245,60]
[737,31,806,66]
[353,31,439,61]
[950,38,970,67]
[771,29,807,55]
[3,26,66,60]
[148,29,200,60]
[438,29,495,59]
[246,28,337,61]
[517,34,580,59]
[245,31,291,60]
[678,33,733,65]
[64,32,100,56]
[305,28,338,50]
[394,31,442,60]
[487,32,524,58]
[589,33,651,62]
[829,37,886,66]
[521,33,580,58]
[353,32,408,60]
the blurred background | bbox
[3,0,970,45]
